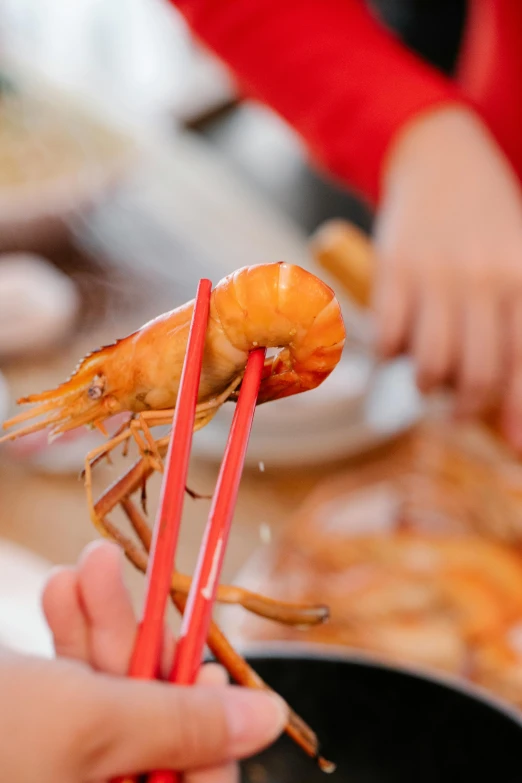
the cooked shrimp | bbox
[1,262,345,529]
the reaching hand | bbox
[374,106,522,449]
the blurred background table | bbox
[1,5,520,721]
[0,92,416,644]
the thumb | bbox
[81,675,287,779]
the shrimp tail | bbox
[256,350,332,404]
[213,263,346,406]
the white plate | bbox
[0,539,53,657]
[193,356,424,467]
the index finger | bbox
[77,541,137,674]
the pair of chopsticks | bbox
[114,279,266,783]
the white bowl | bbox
[0,59,137,250]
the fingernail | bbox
[198,662,229,686]
[224,688,288,757]
[80,539,122,565]
[80,539,108,557]
[45,563,74,582]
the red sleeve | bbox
[170,0,465,205]
[458,0,522,181]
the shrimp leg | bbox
[114,494,329,766]
[85,372,244,479]
[120,494,329,625]
[83,372,248,531]
[83,420,195,534]
[92,454,329,626]
[88,488,330,761]
[128,372,244,453]
[83,430,142,537]
[84,424,209,507]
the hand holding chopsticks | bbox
[38,537,289,783]
[1,264,341,779]
[112,280,273,782]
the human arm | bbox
[169,0,522,446]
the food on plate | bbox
[221,423,522,706]
[0,71,126,192]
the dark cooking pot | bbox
[236,643,522,783]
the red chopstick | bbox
[148,346,266,783]
[113,279,211,783]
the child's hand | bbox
[374,106,522,449]
[0,541,285,783]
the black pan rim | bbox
[229,639,522,728]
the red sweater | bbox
[171,0,522,206]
